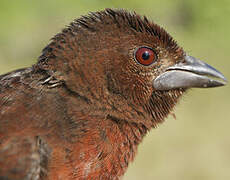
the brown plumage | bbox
[0,9,227,179]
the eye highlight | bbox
[134,47,157,66]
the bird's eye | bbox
[134,47,157,66]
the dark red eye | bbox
[134,47,157,66]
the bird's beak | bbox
[153,55,227,90]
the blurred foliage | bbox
[0,0,229,179]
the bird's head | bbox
[37,9,227,128]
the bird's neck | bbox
[69,114,148,179]
[46,84,184,179]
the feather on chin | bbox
[144,89,185,127]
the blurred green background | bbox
[0,0,229,179]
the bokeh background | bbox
[0,0,229,179]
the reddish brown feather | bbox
[0,9,186,179]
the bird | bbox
[0,8,227,180]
